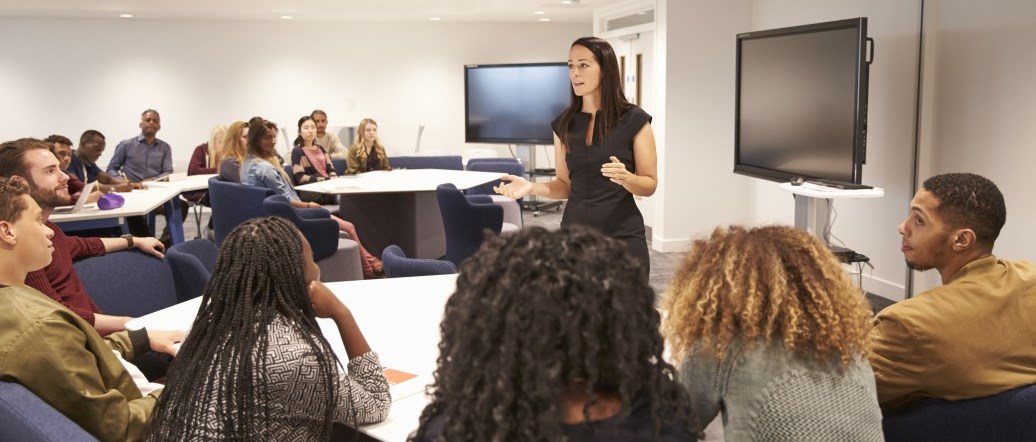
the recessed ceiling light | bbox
[119,14,133,18]
[539,18,551,22]
[281,15,293,19]
[533,11,546,15]
[430,17,442,21]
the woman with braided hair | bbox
[411,225,694,441]
[663,225,883,440]
[147,217,390,441]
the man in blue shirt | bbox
[107,109,186,243]
[67,130,137,193]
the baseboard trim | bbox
[651,235,691,253]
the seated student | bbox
[311,109,348,160]
[184,124,226,203]
[291,115,338,205]
[147,217,390,440]
[662,225,882,440]
[67,129,139,193]
[0,138,166,334]
[411,226,694,442]
[0,176,183,442]
[44,134,99,202]
[870,173,1036,412]
[241,119,383,279]
[345,118,391,175]
[217,121,248,182]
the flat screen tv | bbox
[465,63,570,145]
[734,18,872,184]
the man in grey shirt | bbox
[107,109,185,243]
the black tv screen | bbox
[734,18,870,184]
[465,63,570,144]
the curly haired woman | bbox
[411,226,694,441]
[663,225,883,440]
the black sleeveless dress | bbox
[551,106,652,275]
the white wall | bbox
[913,0,1036,292]
[651,0,753,253]
[0,19,589,171]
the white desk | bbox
[145,173,218,193]
[127,274,457,441]
[51,186,187,244]
[296,169,503,259]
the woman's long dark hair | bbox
[557,36,633,149]
[411,226,692,441]
[293,115,314,148]
[148,217,342,441]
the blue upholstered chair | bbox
[73,250,179,318]
[166,239,217,302]
[882,383,1036,442]
[436,183,518,266]
[465,160,526,228]
[207,177,274,246]
[389,155,463,171]
[381,245,457,278]
[263,195,363,282]
[0,381,97,442]
[332,158,347,175]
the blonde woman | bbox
[217,121,248,183]
[185,125,227,204]
[663,225,882,440]
[345,118,391,175]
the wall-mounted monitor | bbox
[465,62,570,145]
[734,18,872,184]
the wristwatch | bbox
[120,234,134,248]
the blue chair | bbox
[0,381,97,442]
[263,195,363,282]
[166,239,217,302]
[332,158,347,175]
[382,245,457,278]
[389,155,463,171]
[436,183,518,266]
[466,157,521,167]
[73,250,178,318]
[207,177,274,246]
[882,383,1036,442]
[465,161,525,228]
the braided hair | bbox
[148,217,344,440]
[411,225,692,441]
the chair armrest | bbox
[296,206,331,219]
[294,216,339,260]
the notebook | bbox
[53,181,97,214]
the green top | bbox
[0,285,160,441]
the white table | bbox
[127,274,457,441]
[145,173,218,193]
[50,186,187,244]
[296,169,503,259]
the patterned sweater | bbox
[172,316,391,441]
[678,339,884,441]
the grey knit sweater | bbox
[678,339,884,441]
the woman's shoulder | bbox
[621,105,652,125]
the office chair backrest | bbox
[208,177,274,246]
[262,195,338,261]
[882,382,1036,442]
[73,250,178,317]
[166,239,218,302]
[0,381,97,442]
[332,158,347,175]
[436,183,503,266]
[382,245,457,278]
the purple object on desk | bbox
[97,193,125,210]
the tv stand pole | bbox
[781,183,884,263]
[519,144,563,216]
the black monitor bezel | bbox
[464,62,569,145]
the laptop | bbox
[53,181,97,214]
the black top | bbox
[552,106,651,241]
[417,398,694,441]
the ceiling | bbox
[0,0,631,23]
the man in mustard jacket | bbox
[869,173,1036,412]
[0,174,182,440]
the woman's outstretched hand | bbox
[494,174,534,199]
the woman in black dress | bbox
[495,36,658,274]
